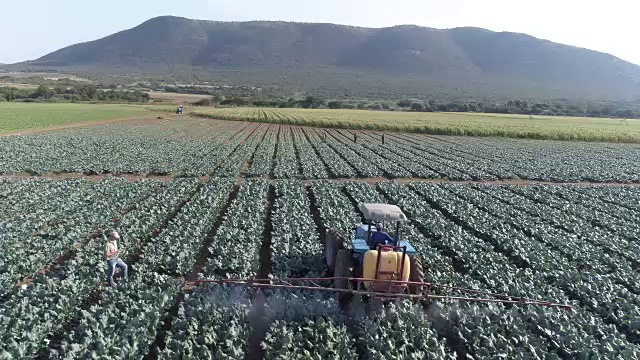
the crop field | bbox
[0,103,149,133]
[1,116,640,182]
[0,82,38,90]
[2,116,640,359]
[194,107,640,143]
[148,91,211,104]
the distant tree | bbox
[298,96,325,109]
[467,102,478,112]
[381,103,390,110]
[615,109,634,118]
[530,103,548,114]
[600,104,615,116]
[328,101,343,109]
[565,103,582,114]
[231,97,249,106]
[0,88,26,101]
[251,99,269,107]
[34,85,47,96]
[397,99,412,109]
[357,102,367,110]
[77,85,98,100]
[33,85,55,101]
[411,103,424,111]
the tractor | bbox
[195,202,571,310]
[325,203,424,304]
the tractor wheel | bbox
[334,249,354,306]
[409,255,425,295]
[324,228,345,275]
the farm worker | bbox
[369,222,396,249]
[105,230,128,287]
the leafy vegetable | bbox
[271,180,323,277]
[161,284,253,359]
[205,179,269,278]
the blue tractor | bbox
[196,202,573,310]
[197,206,573,310]
[324,203,424,303]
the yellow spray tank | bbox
[363,247,411,292]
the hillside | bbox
[16,16,640,100]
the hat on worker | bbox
[105,230,120,240]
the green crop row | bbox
[3,176,640,358]
[408,182,640,356]
[271,180,323,277]
[54,178,234,359]
[0,178,196,358]
[194,107,640,143]
[2,117,638,182]
[205,179,270,278]
[0,103,148,133]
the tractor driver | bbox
[369,222,396,249]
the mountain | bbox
[16,16,640,100]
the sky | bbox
[1,0,638,65]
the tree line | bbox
[0,85,150,103]
[394,99,639,118]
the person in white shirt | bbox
[105,230,128,287]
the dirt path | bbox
[0,172,181,182]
